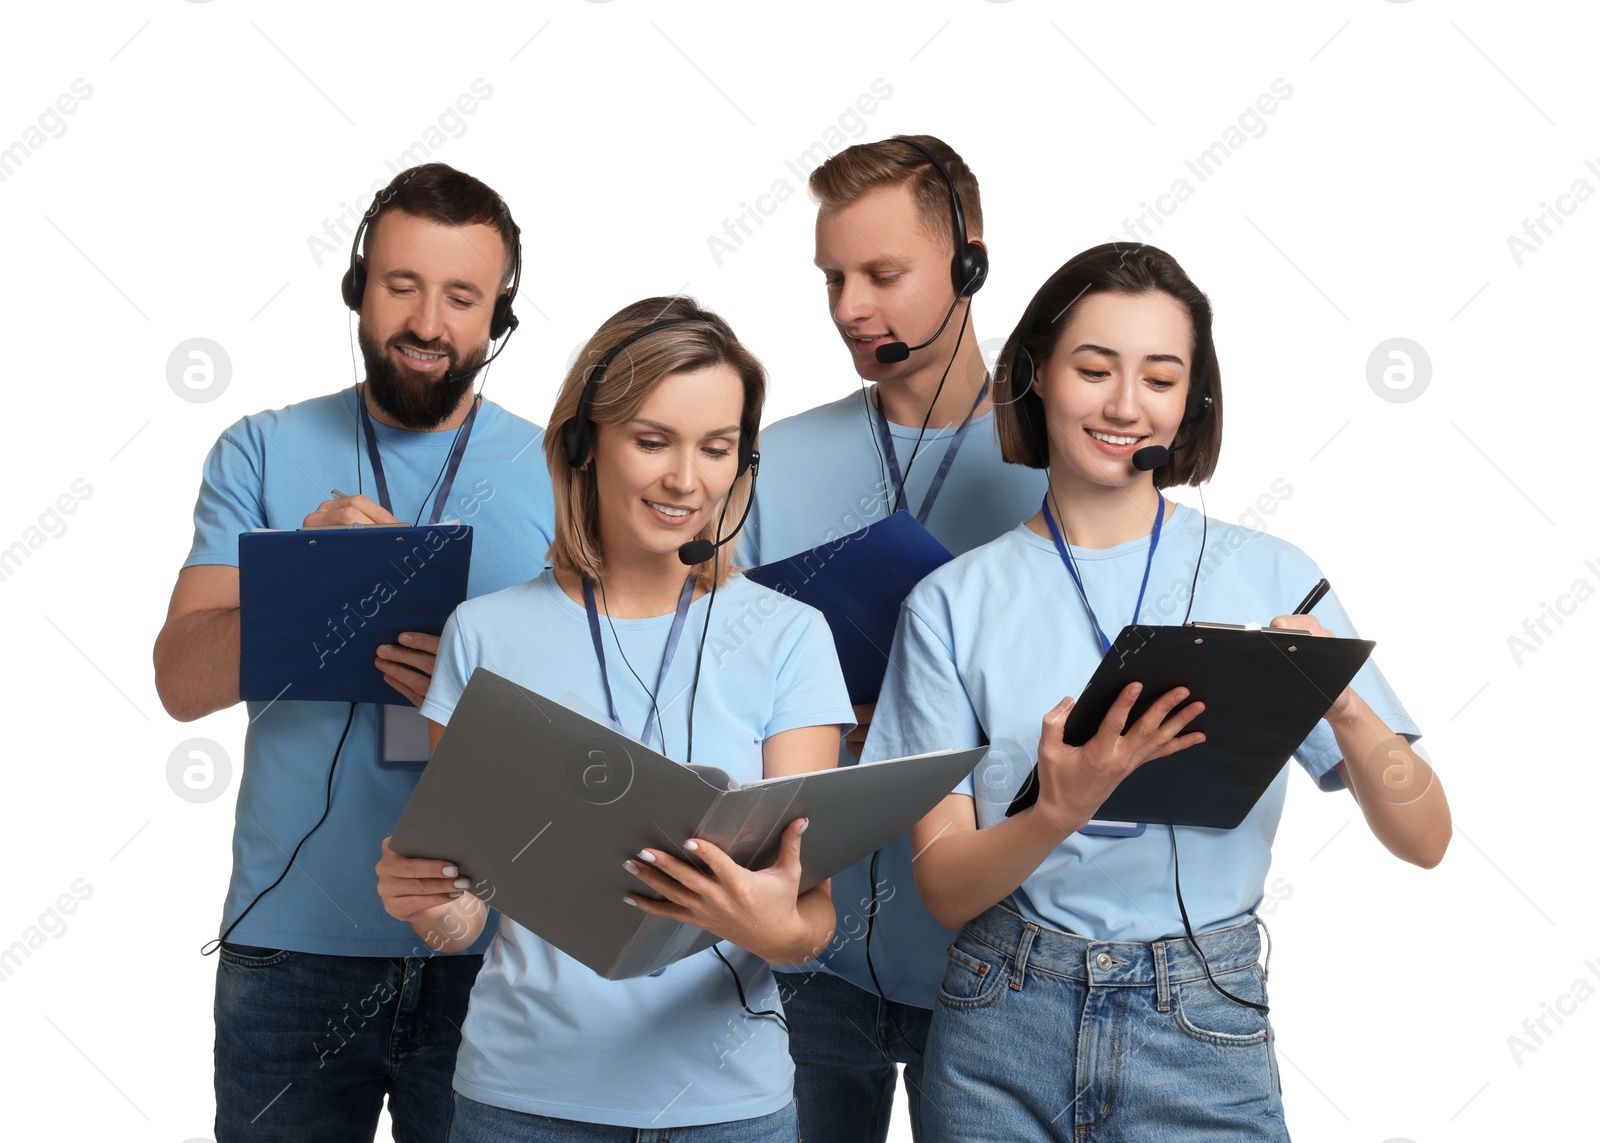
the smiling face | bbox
[1037,290,1195,492]
[356,208,511,429]
[589,363,746,567]
[814,180,967,389]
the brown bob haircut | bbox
[808,133,983,248]
[993,243,1223,489]
[364,162,518,287]
[544,296,766,591]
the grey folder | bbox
[390,668,986,980]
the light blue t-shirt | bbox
[863,508,1421,954]
[738,387,1047,1006]
[420,572,854,1129]
[183,387,555,955]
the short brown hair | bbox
[808,134,983,250]
[364,162,518,286]
[544,297,766,590]
[993,243,1223,488]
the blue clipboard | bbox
[746,512,952,704]
[239,524,473,706]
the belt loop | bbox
[1010,923,1038,991]
[1153,940,1171,1011]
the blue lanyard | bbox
[582,574,696,751]
[1041,493,1165,654]
[356,388,480,525]
[871,377,990,524]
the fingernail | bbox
[449,891,463,898]
[400,632,413,643]
[622,895,638,908]
[684,840,700,852]
[623,859,640,875]
[442,865,458,878]
[797,819,809,834]
[637,850,656,863]
[453,878,471,889]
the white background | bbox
[1,1,1594,1140]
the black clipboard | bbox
[239,524,473,706]
[1005,623,1374,829]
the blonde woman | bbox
[378,297,852,1141]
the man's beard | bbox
[358,324,485,430]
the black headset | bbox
[1006,264,1214,433]
[560,318,757,479]
[888,136,988,299]
[340,196,523,342]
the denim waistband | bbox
[960,905,1265,994]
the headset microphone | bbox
[677,453,760,565]
[1131,444,1169,471]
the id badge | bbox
[1079,819,1146,838]
[380,704,431,769]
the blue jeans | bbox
[781,969,933,1143]
[921,906,1288,1142]
[447,1093,799,1141]
[214,944,482,1142]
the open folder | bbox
[1006,623,1375,829]
[746,512,953,704]
[390,668,986,980]
[238,524,473,706]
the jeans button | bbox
[1095,952,1113,970]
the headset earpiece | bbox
[488,222,523,340]
[490,294,518,341]
[954,240,988,298]
[341,258,366,313]
[561,418,592,472]
[1008,345,1033,396]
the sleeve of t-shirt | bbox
[861,598,985,797]
[1291,578,1421,792]
[766,605,855,740]
[183,424,266,569]
[419,609,475,727]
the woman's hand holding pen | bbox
[1030,683,1206,837]
[1268,613,1355,722]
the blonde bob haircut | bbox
[544,296,766,592]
